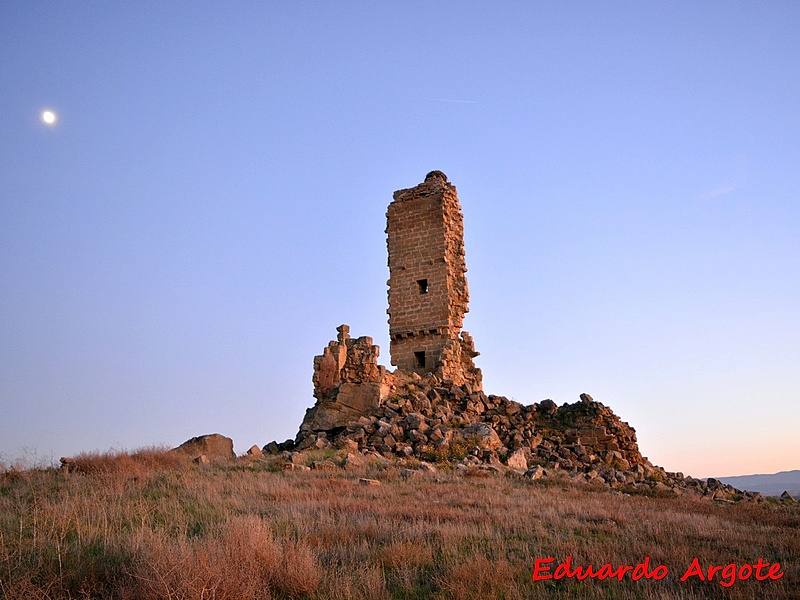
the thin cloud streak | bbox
[699,184,737,201]
[698,155,747,202]
[430,97,478,104]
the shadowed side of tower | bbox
[386,171,481,389]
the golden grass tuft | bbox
[71,447,191,475]
[125,516,320,599]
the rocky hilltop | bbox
[260,171,766,503]
[297,326,644,469]
[256,325,761,503]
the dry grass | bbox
[0,449,798,599]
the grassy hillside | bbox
[1,449,798,599]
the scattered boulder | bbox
[506,448,528,471]
[174,434,235,461]
[311,460,337,471]
[263,441,280,454]
[282,463,311,472]
[339,438,360,453]
[245,445,263,459]
[780,490,797,502]
[341,453,364,470]
[538,399,557,415]
[418,461,437,473]
[458,422,503,450]
[524,466,546,480]
[285,452,306,466]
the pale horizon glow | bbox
[1,4,798,478]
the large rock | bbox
[174,434,235,461]
[300,382,387,432]
[457,422,503,450]
[506,448,528,471]
[245,445,264,459]
[538,399,557,415]
[524,466,545,480]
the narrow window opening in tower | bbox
[417,279,429,294]
[414,351,426,369]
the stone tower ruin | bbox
[386,171,482,389]
[292,172,661,495]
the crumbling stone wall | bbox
[386,171,481,388]
[298,325,387,448]
[311,325,384,399]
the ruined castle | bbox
[274,172,757,500]
[293,171,645,463]
[293,170,644,470]
[297,171,486,443]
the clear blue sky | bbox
[1,2,798,477]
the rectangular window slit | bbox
[417,279,428,294]
[414,351,426,369]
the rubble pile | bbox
[261,334,760,502]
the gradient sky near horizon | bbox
[2,2,798,478]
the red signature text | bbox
[532,556,784,587]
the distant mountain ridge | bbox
[715,469,800,498]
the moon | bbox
[41,110,57,125]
